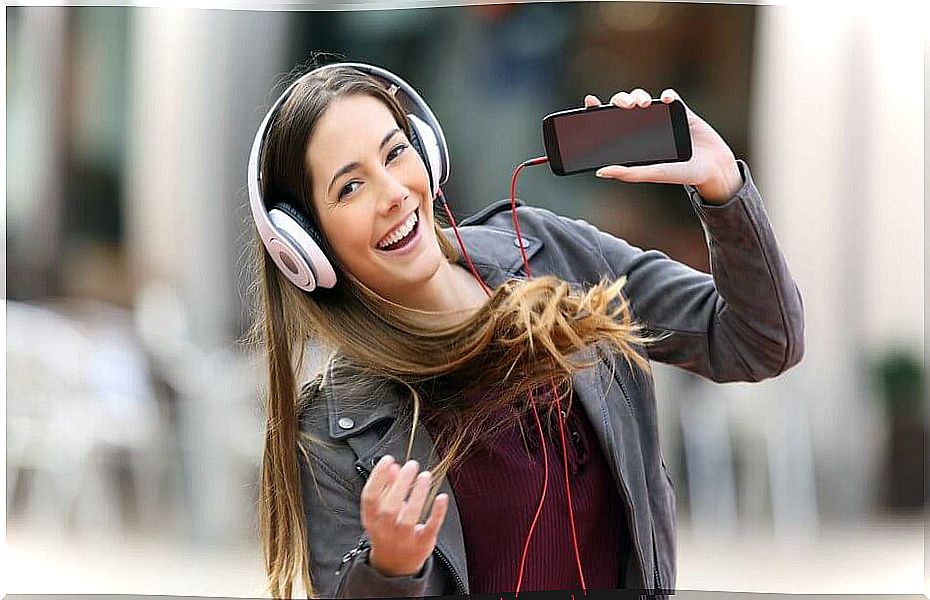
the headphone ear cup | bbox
[268,203,338,290]
[407,113,443,196]
[272,202,326,251]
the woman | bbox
[246,62,804,599]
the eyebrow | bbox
[327,127,402,196]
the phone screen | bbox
[553,104,679,172]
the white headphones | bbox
[247,62,451,291]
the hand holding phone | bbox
[543,88,744,204]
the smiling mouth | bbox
[376,208,420,252]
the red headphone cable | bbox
[509,156,588,596]
[437,155,589,596]
[508,156,549,278]
[437,189,493,298]
[514,387,551,596]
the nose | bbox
[376,170,410,215]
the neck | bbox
[391,260,490,328]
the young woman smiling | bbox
[246,62,804,598]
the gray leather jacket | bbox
[296,159,804,598]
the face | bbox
[306,94,444,301]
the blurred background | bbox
[5,0,926,596]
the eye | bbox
[387,143,408,163]
[338,180,361,200]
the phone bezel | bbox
[541,100,692,176]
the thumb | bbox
[595,163,677,184]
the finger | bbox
[368,454,395,487]
[397,471,432,526]
[370,461,402,508]
[583,94,601,108]
[415,493,449,540]
[361,456,396,506]
[660,88,681,104]
[381,459,419,512]
[361,456,397,524]
[660,88,697,118]
[630,88,651,107]
[609,91,634,108]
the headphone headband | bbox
[247,62,450,291]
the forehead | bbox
[306,94,399,176]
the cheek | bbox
[318,208,372,265]
[401,150,431,192]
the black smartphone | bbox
[542,100,691,176]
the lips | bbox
[376,208,419,250]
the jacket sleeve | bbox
[298,431,436,598]
[560,159,804,383]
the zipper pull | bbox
[338,534,371,574]
[333,534,371,598]
[355,456,382,481]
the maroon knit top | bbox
[421,388,630,594]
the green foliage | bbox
[872,348,924,416]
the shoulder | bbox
[458,198,617,283]
[461,197,608,256]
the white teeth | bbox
[377,210,418,249]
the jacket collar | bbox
[322,355,401,440]
[323,200,543,440]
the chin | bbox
[407,240,445,281]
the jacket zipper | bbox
[433,547,467,596]
[334,534,369,598]
[599,345,635,415]
[339,534,370,572]
[613,361,635,414]
[651,528,662,593]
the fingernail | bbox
[595,170,607,178]
[381,455,394,464]
[419,471,431,479]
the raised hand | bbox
[360,456,449,577]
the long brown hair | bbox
[244,62,658,598]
